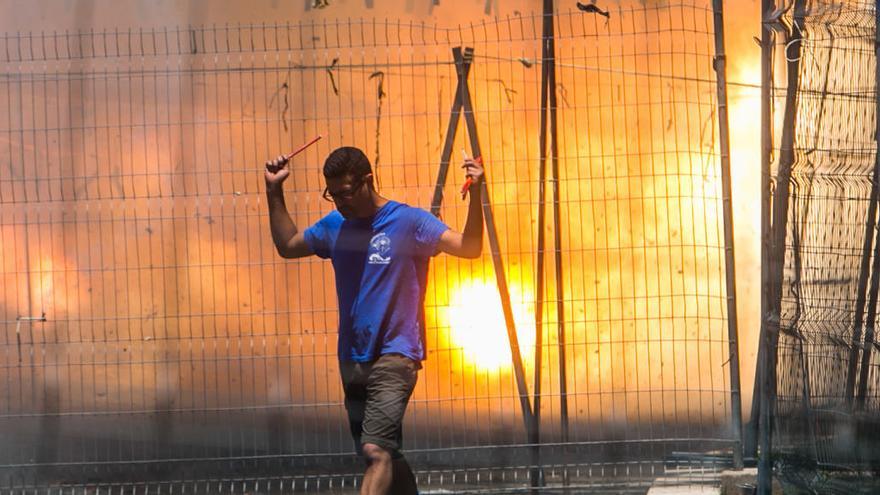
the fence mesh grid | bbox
[1,2,736,491]
[767,0,880,490]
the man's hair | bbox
[323,147,372,181]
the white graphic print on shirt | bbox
[368,232,392,264]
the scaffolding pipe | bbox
[712,0,744,470]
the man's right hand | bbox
[264,155,290,188]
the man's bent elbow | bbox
[272,239,298,259]
[462,242,482,259]
[271,244,287,258]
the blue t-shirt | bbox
[303,201,449,363]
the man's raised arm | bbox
[265,155,314,259]
[437,157,484,259]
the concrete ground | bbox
[646,467,759,495]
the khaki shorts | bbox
[339,353,419,456]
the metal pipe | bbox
[430,50,472,217]
[532,0,551,490]
[544,0,569,453]
[759,1,807,493]
[711,0,744,470]
[455,45,536,443]
[746,0,776,463]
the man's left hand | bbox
[462,157,485,187]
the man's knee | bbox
[361,443,393,465]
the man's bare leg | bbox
[361,443,393,495]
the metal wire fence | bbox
[1,2,740,492]
[761,0,880,491]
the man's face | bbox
[323,173,372,218]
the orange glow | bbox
[0,2,767,424]
[727,58,763,416]
[444,279,535,371]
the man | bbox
[264,146,484,495]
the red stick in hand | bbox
[460,150,482,199]
[460,177,474,199]
[284,135,323,161]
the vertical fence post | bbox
[711,0,744,470]
[759,0,807,492]
[545,0,569,456]
[746,0,776,463]
[535,1,566,489]
[539,0,570,453]
[533,0,551,490]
